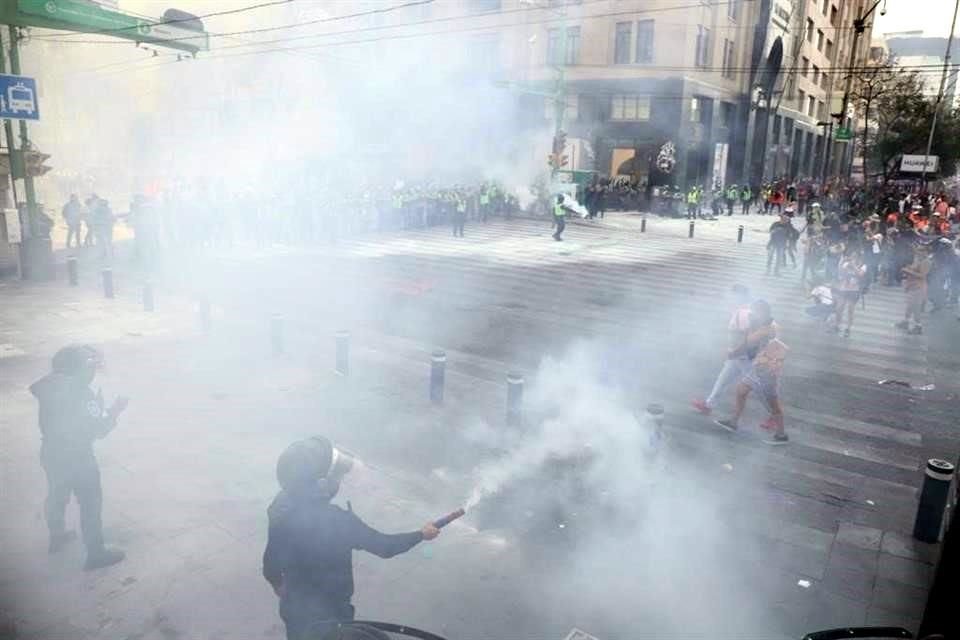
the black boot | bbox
[84,547,125,571]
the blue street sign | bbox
[0,73,39,121]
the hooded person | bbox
[262,436,441,640]
[29,344,129,570]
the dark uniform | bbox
[262,437,435,640]
[29,345,127,570]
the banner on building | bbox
[712,142,729,190]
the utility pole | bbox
[838,0,884,180]
[6,26,36,215]
[0,30,20,210]
[920,0,960,186]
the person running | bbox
[714,300,790,445]
[691,284,753,416]
[831,249,866,337]
[897,247,931,335]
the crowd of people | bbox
[57,181,523,267]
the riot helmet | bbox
[276,436,355,498]
[51,344,101,384]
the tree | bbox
[853,56,960,183]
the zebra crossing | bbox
[303,214,928,538]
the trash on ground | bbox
[722,463,734,472]
[878,379,935,391]
[797,580,811,588]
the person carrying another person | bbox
[714,299,790,446]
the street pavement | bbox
[1,212,957,640]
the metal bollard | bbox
[67,257,78,286]
[688,220,695,238]
[641,217,647,233]
[737,225,744,243]
[430,350,446,404]
[101,268,114,299]
[271,314,284,355]
[506,372,524,426]
[199,296,212,334]
[143,281,155,312]
[645,403,665,446]
[335,330,350,376]
[914,459,956,543]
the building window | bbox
[695,25,711,67]
[812,65,820,84]
[798,88,806,110]
[821,72,829,90]
[565,26,581,65]
[807,95,816,117]
[825,39,834,59]
[689,97,700,122]
[720,101,734,127]
[722,38,736,78]
[801,56,810,76]
[636,19,654,63]
[727,0,739,20]
[817,101,825,120]
[806,18,814,42]
[547,28,561,64]
[817,29,824,52]
[614,22,632,64]
[830,5,838,25]
[610,95,651,121]
[821,0,828,14]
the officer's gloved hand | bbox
[420,523,440,541]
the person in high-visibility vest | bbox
[686,186,700,220]
[725,184,739,216]
[453,194,466,238]
[553,194,571,241]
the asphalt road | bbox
[2,212,956,640]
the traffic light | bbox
[24,151,51,178]
[552,130,567,155]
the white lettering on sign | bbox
[900,155,939,173]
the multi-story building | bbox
[494,0,763,189]
[745,0,874,185]
[884,32,959,110]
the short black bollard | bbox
[271,314,284,355]
[199,296,212,334]
[914,458,956,543]
[67,257,78,286]
[335,330,350,376]
[688,220,695,238]
[506,372,524,426]
[641,217,647,233]
[143,281,155,312]
[101,268,114,299]
[430,350,446,404]
[737,225,744,243]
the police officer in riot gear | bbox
[263,436,441,640]
[29,344,129,570]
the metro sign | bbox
[1,0,209,53]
